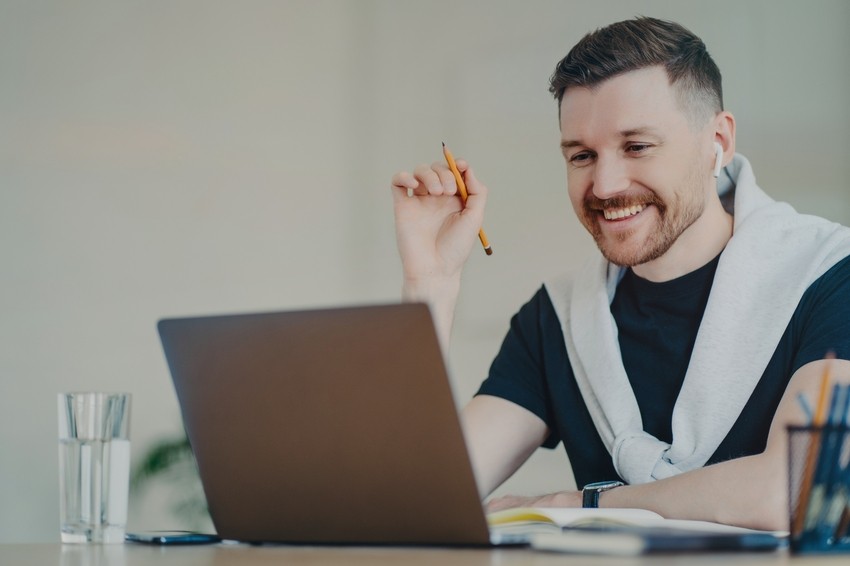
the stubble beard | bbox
[581,166,706,267]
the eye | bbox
[625,143,651,155]
[568,151,595,166]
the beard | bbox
[580,164,706,267]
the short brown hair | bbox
[550,17,723,125]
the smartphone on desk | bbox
[125,530,221,545]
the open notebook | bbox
[489,508,782,554]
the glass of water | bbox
[58,392,131,543]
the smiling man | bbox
[560,65,733,280]
[390,17,850,531]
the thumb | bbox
[462,166,488,210]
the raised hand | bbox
[390,157,489,349]
[390,159,488,285]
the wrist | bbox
[582,481,624,508]
[402,276,461,355]
[535,490,582,508]
[402,275,461,304]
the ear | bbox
[712,111,736,173]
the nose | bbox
[590,155,630,200]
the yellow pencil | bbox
[442,142,492,256]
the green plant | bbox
[131,433,210,528]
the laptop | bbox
[157,302,497,546]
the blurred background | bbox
[1,0,848,542]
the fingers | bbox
[413,162,458,196]
[485,494,536,513]
[391,171,418,198]
[391,162,459,199]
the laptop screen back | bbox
[158,303,490,545]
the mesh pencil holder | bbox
[787,425,850,554]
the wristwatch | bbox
[581,480,624,508]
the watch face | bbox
[584,480,623,491]
[582,485,601,508]
[582,481,624,508]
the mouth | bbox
[602,204,646,221]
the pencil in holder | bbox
[787,425,850,553]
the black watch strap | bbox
[582,480,624,508]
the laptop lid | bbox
[157,303,491,545]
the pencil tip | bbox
[442,141,446,147]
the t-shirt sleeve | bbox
[475,287,560,448]
[791,255,850,373]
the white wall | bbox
[1,0,848,542]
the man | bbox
[390,17,850,531]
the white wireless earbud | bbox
[713,142,723,178]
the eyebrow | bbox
[620,126,664,139]
[560,125,665,150]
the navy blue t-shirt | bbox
[476,255,850,489]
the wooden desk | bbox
[2,543,848,566]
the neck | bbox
[632,195,733,283]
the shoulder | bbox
[510,285,560,334]
[788,254,850,368]
[491,285,567,363]
[801,254,850,303]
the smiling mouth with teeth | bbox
[603,204,647,220]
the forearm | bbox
[598,359,850,531]
[402,275,461,354]
[600,452,787,531]
[462,396,550,498]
